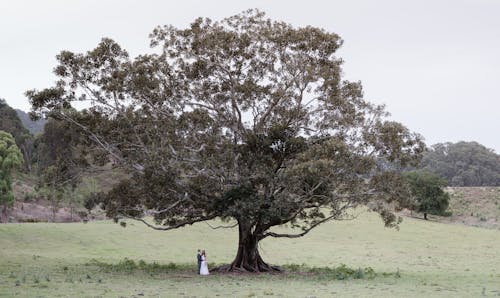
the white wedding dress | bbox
[200,255,209,275]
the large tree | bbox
[0,131,24,221]
[27,10,424,272]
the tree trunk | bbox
[0,205,5,223]
[424,212,428,220]
[211,220,282,273]
[51,203,58,222]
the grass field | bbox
[1,210,499,297]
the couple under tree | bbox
[197,249,209,275]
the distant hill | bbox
[420,142,500,186]
[445,186,500,229]
[0,99,30,140]
[15,109,47,135]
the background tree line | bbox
[0,98,94,221]
[419,142,500,186]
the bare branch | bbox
[117,197,185,216]
[56,111,145,173]
[119,214,216,231]
[205,221,238,229]
[260,214,337,239]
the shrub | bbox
[87,258,189,275]
[354,268,365,279]
[18,218,41,223]
[442,211,453,217]
[23,192,35,202]
[283,263,307,272]
[282,263,380,279]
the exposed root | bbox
[210,262,283,274]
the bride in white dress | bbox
[200,250,209,275]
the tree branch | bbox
[119,214,216,231]
[205,221,238,229]
[117,197,185,216]
[260,214,337,239]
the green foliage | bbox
[61,185,87,220]
[91,258,379,280]
[23,191,36,202]
[22,187,43,202]
[307,264,377,280]
[0,99,34,170]
[283,264,377,280]
[33,117,90,189]
[404,171,450,216]
[76,177,101,212]
[88,258,184,274]
[420,142,500,186]
[0,131,24,216]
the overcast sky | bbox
[1,0,499,152]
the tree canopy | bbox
[33,116,90,189]
[420,142,500,186]
[0,131,24,221]
[27,10,425,272]
[403,171,450,220]
[0,99,34,170]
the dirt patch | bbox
[3,200,105,223]
[8,201,81,222]
[400,187,500,229]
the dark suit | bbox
[197,252,202,274]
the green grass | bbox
[0,211,499,297]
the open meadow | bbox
[1,211,499,297]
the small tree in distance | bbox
[404,171,450,220]
[38,166,66,222]
[27,10,425,272]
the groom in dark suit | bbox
[197,249,202,274]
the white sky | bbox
[1,0,499,152]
